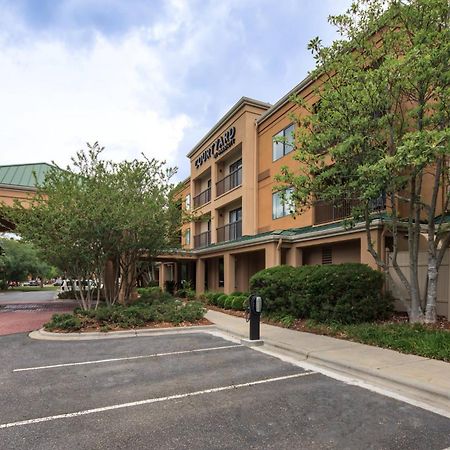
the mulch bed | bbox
[48,318,213,333]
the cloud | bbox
[0,0,353,180]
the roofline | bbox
[257,73,316,126]
[0,183,37,192]
[186,97,271,158]
[0,162,54,168]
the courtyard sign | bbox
[194,126,236,169]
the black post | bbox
[248,294,262,340]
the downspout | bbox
[253,118,259,235]
[277,238,283,265]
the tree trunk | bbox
[425,257,438,323]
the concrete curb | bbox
[210,322,450,406]
[29,325,217,341]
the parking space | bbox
[1,331,449,449]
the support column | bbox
[265,243,278,268]
[286,247,302,267]
[224,253,236,294]
[196,259,205,294]
[159,263,166,290]
[360,233,378,269]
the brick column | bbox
[159,263,166,290]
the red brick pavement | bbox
[0,308,73,336]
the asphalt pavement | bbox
[1,331,449,449]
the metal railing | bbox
[193,187,211,209]
[313,195,386,225]
[194,231,211,249]
[216,220,242,243]
[216,167,242,197]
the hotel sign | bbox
[194,126,236,169]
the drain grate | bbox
[0,303,75,312]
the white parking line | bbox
[13,344,243,372]
[0,371,316,429]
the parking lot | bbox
[1,331,450,450]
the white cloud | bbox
[0,28,192,169]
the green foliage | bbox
[224,296,234,310]
[44,298,206,331]
[303,321,450,362]
[250,263,393,324]
[44,314,82,332]
[0,238,54,283]
[216,294,228,308]
[1,143,181,308]
[275,0,450,322]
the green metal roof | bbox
[0,163,54,188]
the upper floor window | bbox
[272,188,294,219]
[272,124,295,161]
[185,194,191,211]
[229,158,242,174]
[185,229,191,245]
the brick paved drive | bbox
[0,290,75,336]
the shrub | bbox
[232,295,247,311]
[0,280,8,290]
[224,296,234,310]
[216,294,228,308]
[250,263,393,324]
[44,313,83,331]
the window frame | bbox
[272,187,294,220]
[185,228,191,246]
[272,123,295,161]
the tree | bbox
[276,0,450,323]
[1,143,180,309]
[0,237,54,285]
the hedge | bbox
[250,263,393,324]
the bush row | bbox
[202,291,249,311]
[249,263,393,324]
[45,294,205,331]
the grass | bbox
[296,320,450,362]
[9,286,58,292]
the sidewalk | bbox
[206,309,450,414]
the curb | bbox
[210,322,450,406]
[29,325,217,341]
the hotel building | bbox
[157,76,449,318]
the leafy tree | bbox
[0,237,54,285]
[2,143,180,309]
[276,0,450,323]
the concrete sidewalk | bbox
[206,309,450,414]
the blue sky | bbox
[0,0,352,180]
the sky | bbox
[0,0,352,181]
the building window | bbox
[185,194,191,211]
[185,229,191,245]
[229,158,242,173]
[272,123,295,161]
[272,188,294,219]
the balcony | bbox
[194,231,211,249]
[216,167,242,197]
[217,220,242,243]
[193,187,211,209]
[313,195,386,225]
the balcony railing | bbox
[216,167,242,197]
[217,220,242,243]
[193,187,211,209]
[194,231,211,249]
[313,195,386,225]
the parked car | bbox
[22,280,40,287]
